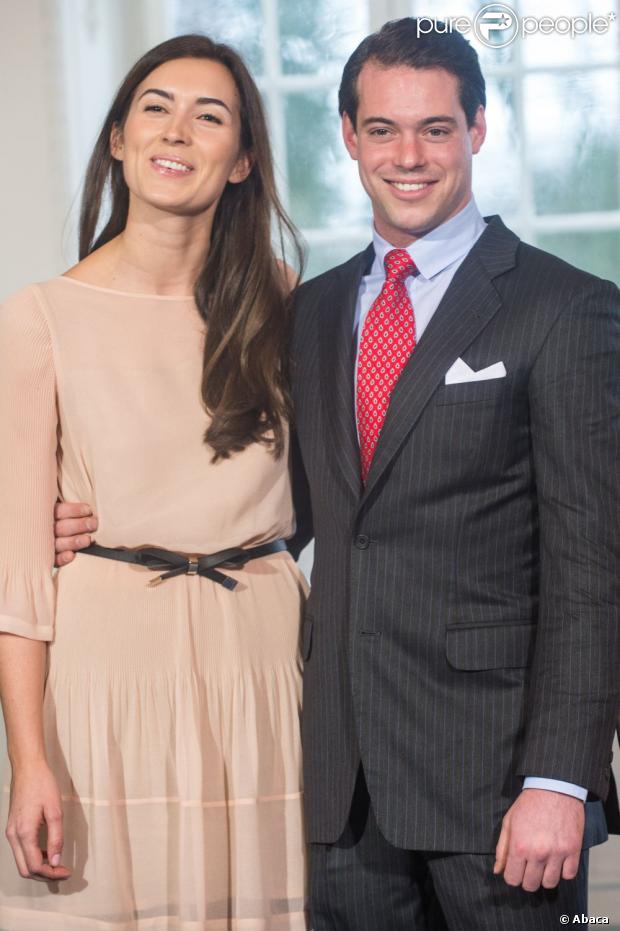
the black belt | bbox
[80,539,287,590]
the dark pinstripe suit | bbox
[290,216,620,924]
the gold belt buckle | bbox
[187,557,199,576]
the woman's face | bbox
[112,56,251,218]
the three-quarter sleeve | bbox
[0,286,57,640]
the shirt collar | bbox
[369,198,487,282]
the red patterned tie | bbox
[356,248,417,484]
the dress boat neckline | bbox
[54,275,195,301]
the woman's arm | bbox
[0,287,70,880]
[0,634,70,880]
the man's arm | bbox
[495,277,620,891]
[54,503,98,566]
[286,429,314,562]
[519,278,620,792]
[54,435,311,565]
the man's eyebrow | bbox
[418,115,458,128]
[361,114,459,129]
[137,88,232,113]
[361,116,396,128]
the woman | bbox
[0,34,309,929]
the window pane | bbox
[525,69,619,215]
[537,231,620,285]
[473,78,521,219]
[410,0,619,67]
[304,237,369,280]
[279,0,368,75]
[285,88,370,229]
[172,0,264,75]
[520,0,618,67]
[409,1,518,68]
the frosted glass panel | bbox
[286,88,370,230]
[303,236,370,280]
[538,231,620,285]
[473,78,521,218]
[172,0,264,74]
[279,0,368,74]
[525,69,619,214]
[520,0,618,66]
[408,0,518,66]
[410,0,618,66]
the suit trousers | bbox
[308,768,588,931]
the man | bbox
[289,17,620,928]
[56,18,620,929]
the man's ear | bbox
[110,123,124,161]
[228,150,253,185]
[341,113,359,161]
[469,106,487,155]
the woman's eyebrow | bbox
[137,88,232,113]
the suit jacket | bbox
[290,215,620,852]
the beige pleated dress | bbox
[0,278,308,930]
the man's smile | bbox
[388,180,431,191]
[384,178,438,199]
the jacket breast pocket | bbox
[446,622,536,671]
[434,376,509,406]
[300,615,314,661]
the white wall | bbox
[0,0,171,301]
[0,0,70,299]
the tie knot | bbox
[384,249,416,282]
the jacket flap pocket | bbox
[301,615,314,661]
[446,622,536,671]
[435,376,509,406]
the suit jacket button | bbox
[355,534,370,550]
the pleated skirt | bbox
[0,551,308,930]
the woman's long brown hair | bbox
[79,34,303,460]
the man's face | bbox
[342,63,486,246]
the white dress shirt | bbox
[353,198,587,803]
[354,198,486,366]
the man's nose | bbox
[395,135,425,170]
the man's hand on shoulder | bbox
[54,501,98,567]
[494,788,585,892]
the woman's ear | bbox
[110,123,124,161]
[228,150,253,185]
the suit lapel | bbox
[361,217,520,503]
[319,245,374,499]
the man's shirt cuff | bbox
[523,777,588,801]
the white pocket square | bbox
[444,358,507,385]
